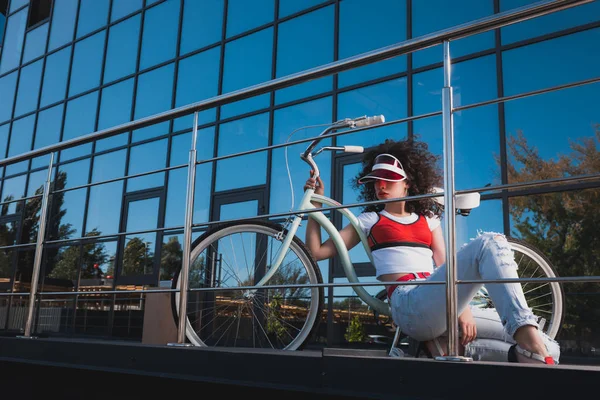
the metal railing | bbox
[0,0,597,357]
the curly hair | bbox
[351,137,444,218]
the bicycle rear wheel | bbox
[473,237,564,339]
[171,220,323,350]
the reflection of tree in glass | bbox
[267,262,311,306]
[123,237,153,275]
[506,126,600,342]
[48,230,109,280]
[160,236,182,281]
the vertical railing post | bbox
[21,152,54,338]
[170,112,199,346]
[438,41,472,362]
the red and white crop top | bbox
[356,210,440,278]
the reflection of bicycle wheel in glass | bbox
[371,236,564,340]
[171,221,324,350]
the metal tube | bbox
[22,153,54,337]
[174,112,199,345]
[440,41,462,360]
[0,0,590,167]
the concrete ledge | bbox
[1,337,599,399]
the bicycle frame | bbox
[253,185,391,317]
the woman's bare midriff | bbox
[378,272,412,282]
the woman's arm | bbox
[304,172,360,261]
[430,225,446,267]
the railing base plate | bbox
[435,355,473,362]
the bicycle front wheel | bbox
[172,220,323,350]
[476,237,564,339]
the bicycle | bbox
[171,115,564,350]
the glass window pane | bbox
[127,197,159,232]
[127,138,167,192]
[139,0,179,70]
[86,181,123,235]
[180,0,224,55]
[48,0,78,51]
[226,0,273,38]
[337,78,408,148]
[40,46,71,107]
[270,97,332,214]
[338,0,407,87]
[133,63,174,141]
[1,174,26,214]
[0,123,9,160]
[32,103,63,168]
[96,78,134,151]
[111,0,143,22]
[60,90,98,161]
[500,0,600,44]
[170,127,214,166]
[0,71,18,123]
[69,30,106,97]
[0,7,27,74]
[221,28,272,117]
[275,6,333,104]
[14,59,43,117]
[165,162,212,227]
[413,55,497,115]
[7,115,35,175]
[279,0,324,17]
[502,28,600,97]
[58,158,90,189]
[215,112,269,191]
[413,105,501,191]
[411,0,494,68]
[91,149,126,183]
[174,48,220,131]
[9,0,28,13]
[76,0,110,38]
[22,21,49,64]
[48,187,87,240]
[504,82,600,181]
[104,14,140,84]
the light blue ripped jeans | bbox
[390,232,560,362]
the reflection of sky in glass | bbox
[76,0,110,38]
[0,72,17,123]
[86,182,123,235]
[0,8,27,74]
[15,59,43,117]
[104,14,140,84]
[412,0,494,68]
[48,0,77,52]
[500,0,600,44]
[337,78,408,148]
[22,22,49,64]
[127,139,168,192]
[216,113,269,191]
[126,197,160,232]
[278,0,324,17]
[40,46,71,108]
[220,200,258,221]
[271,97,332,214]
[180,0,223,55]
[111,0,142,22]
[338,0,407,87]
[139,0,179,70]
[226,0,274,38]
[275,6,333,104]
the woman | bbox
[304,138,560,364]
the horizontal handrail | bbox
[0,0,590,167]
[2,274,598,298]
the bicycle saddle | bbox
[431,187,480,215]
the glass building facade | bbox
[0,0,599,355]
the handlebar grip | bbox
[354,115,385,127]
[343,146,364,153]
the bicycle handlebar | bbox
[300,115,385,175]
